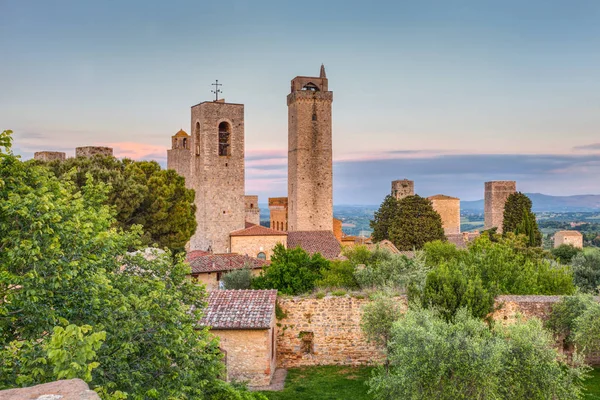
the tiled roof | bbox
[174,129,189,137]
[428,194,459,200]
[199,289,277,330]
[287,231,341,259]
[186,250,210,262]
[230,224,287,237]
[446,232,480,249]
[245,221,256,228]
[556,230,583,237]
[188,253,268,274]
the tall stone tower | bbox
[392,179,414,200]
[168,99,246,253]
[484,181,516,233]
[287,65,333,232]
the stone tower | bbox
[484,181,516,233]
[428,194,460,235]
[34,151,66,161]
[392,179,414,200]
[168,99,245,253]
[269,197,288,231]
[287,65,333,232]
[244,195,260,226]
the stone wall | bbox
[275,294,598,369]
[230,234,287,261]
[75,146,113,158]
[392,179,414,200]
[34,151,66,161]
[429,195,460,235]
[554,231,584,249]
[484,181,516,233]
[0,379,100,399]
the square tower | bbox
[392,179,414,200]
[287,65,333,232]
[484,181,516,233]
[188,100,246,252]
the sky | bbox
[1,0,600,204]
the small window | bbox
[195,122,201,156]
[312,113,317,121]
[257,252,266,260]
[302,83,320,91]
[182,137,188,149]
[218,122,231,156]
[299,331,314,354]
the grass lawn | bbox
[586,368,600,399]
[259,366,373,400]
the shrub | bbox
[354,251,429,293]
[317,260,359,289]
[360,293,403,369]
[552,244,582,264]
[571,249,600,294]
[572,301,600,355]
[546,294,595,346]
[222,266,253,290]
[331,289,347,296]
[368,307,588,400]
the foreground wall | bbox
[276,294,596,369]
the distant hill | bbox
[462,193,600,212]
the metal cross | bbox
[211,80,222,101]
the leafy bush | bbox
[368,307,588,400]
[317,260,359,289]
[552,244,582,264]
[251,244,330,295]
[360,293,403,369]
[571,249,600,294]
[572,302,600,355]
[547,294,600,355]
[222,266,253,290]
[354,250,429,293]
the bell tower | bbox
[287,65,333,232]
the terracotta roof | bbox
[555,230,583,237]
[446,232,480,249]
[199,289,277,330]
[188,253,268,274]
[174,129,189,137]
[186,250,210,262]
[428,194,459,200]
[245,221,256,228]
[230,224,287,237]
[287,231,341,259]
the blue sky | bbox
[2,0,600,204]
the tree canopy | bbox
[34,155,197,252]
[370,195,446,251]
[0,131,263,399]
[502,192,542,247]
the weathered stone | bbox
[0,379,99,400]
[391,179,414,200]
[34,151,66,161]
[484,181,516,233]
[75,146,113,158]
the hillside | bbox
[462,193,600,212]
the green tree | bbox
[368,307,588,400]
[502,192,542,247]
[360,293,403,370]
[552,244,582,264]
[370,195,399,242]
[35,155,196,252]
[546,294,596,348]
[388,195,446,251]
[317,259,359,289]
[222,266,253,290]
[251,244,330,295]
[571,249,600,294]
[0,133,264,399]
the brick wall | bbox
[230,235,287,261]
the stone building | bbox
[428,194,460,235]
[484,181,516,233]
[75,146,113,157]
[554,230,583,249]
[287,231,341,259]
[333,218,343,242]
[244,195,260,226]
[269,197,288,231]
[34,151,66,161]
[392,179,414,200]
[200,290,278,387]
[230,223,287,261]
[187,251,267,291]
[287,65,333,232]
[167,99,246,253]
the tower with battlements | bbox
[287,65,333,232]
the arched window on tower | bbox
[302,82,320,91]
[218,122,231,156]
[257,252,266,260]
[182,138,188,149]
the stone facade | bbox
[333,218,343,242]
[244,195,260,226]
[75,146,113,158]
[34,151,66,161]
[269,197,288,231]
[554,230,584,249]
[167,129,192,186]
[428,194,460,235]
[484,181,516,233]
[287,66,333,232]
[392,179,414,200]
[230,234,287,261]
[276,295,406,368]
[167,100,246,253]
[0,379,100,399]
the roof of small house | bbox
[188,253,268,274]
[186,250,211,262]
[427,194,459,200]
[287,230,342,259]
[230,224,287,237]
[555,230,583,237]
[199,289,277,330]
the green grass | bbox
[259,366,373,400]
[585,368,600,399]
[260,366,600,399]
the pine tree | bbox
[370,195,400,242]
[387,195,446,250]
[502,192,542,247]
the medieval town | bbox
[3,2,600,399]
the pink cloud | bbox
[101,142,168,160]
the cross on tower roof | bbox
[211,80,222,101]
